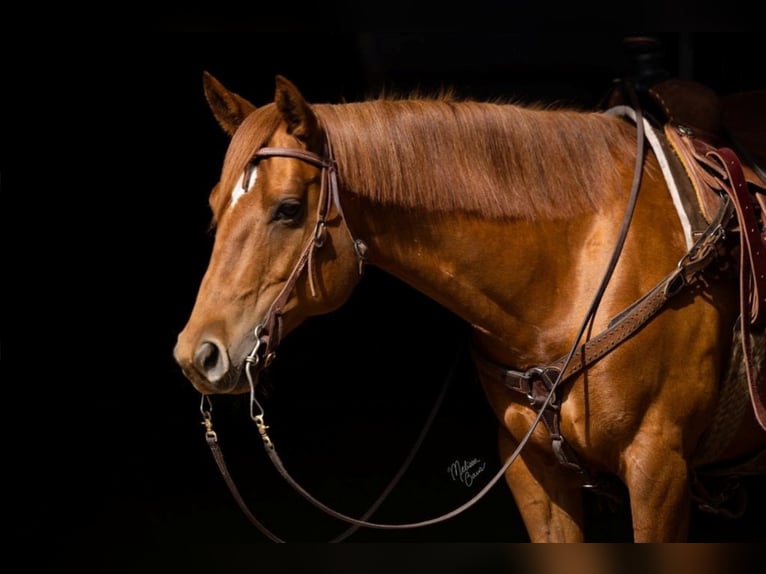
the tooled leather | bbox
[665,125,766,226]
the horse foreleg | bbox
[498,428,585,542]
[622,439,691,542]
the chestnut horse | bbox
[174,72,765,542]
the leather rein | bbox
[197,85,757,541]
[199,134,554,541]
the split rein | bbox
[198,91,653,542]
[197,139,552,541]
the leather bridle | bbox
[197,82,755,541]
[199,131,539,541]
[238,143,368,369]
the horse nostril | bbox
[193,340,229,383]
[195,341,217,370]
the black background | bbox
[4,19,764,566]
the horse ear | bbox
[202,71,257,136]
[274,75,319,143]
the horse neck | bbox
[322,100,641,365]
[345,200,612,366]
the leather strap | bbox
[706,148,766,429]
[205,138,528,538]
[202,337,527,540]
[473,196,735,402]
[248,142,367,364]
[706,148,766,327]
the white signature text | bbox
[447,458,486,487]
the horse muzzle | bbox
[173,336,247,394]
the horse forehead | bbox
[227,152,317,211]
[223,124,319,209]
[230,170,255,208]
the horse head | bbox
[174,73,363,395]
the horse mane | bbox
[213,94,641,225]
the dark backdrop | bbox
[5,27,764,561]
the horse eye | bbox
[274,200,304,221]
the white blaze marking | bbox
[230,166,258,208]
